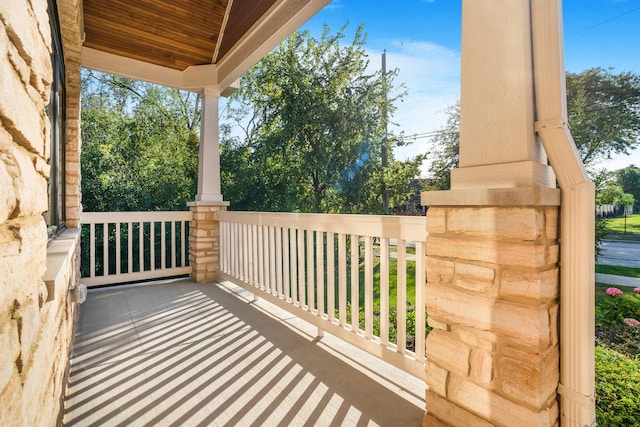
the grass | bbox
[605,214,640,235]
[596,264,640,278]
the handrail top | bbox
[81,211,192,224]
[218,211,427,241]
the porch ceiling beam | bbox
[81,47,220,93]
[216,0,331,91]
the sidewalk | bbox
[595,273,640,288]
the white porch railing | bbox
[80,211,191,286]
[218,211,428,378]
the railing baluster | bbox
[327,232,335,322]
[380,238,390,346]
[181,219,186,268]
[161,221,166,270]
[139,222,144,272]
[276,226,283,298]
[297,229,305,308]
[269,225,277,295]
[283,228,291,301]
[241,223,247,282]
[307,230,314,313]
[338,233,347,326]
[103,222,108,277]
[127,222,133,274]
[415,241,426,361]
[350,234,359,332]
[290,228,298,303]
[396,239,407,354]
[115,222,121,276]
[90,223,96,279]
[364,235,373,338]
[170,220,176,269]
[316,231,324,318]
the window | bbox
[45,0,66,239]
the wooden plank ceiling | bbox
[82,0,278,71]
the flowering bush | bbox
[606,287,624,296]
[596,287,640,327]
[624,318,640,327]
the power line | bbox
[569,5,640,36]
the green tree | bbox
[81,70,199,211]
[425,103,459,190]
[615,165,640,212]
[222,25,423,213]
[566,68,640,165]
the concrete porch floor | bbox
[62,278,424,426]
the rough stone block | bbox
[500,268,558,300]
[455,262,495,292]
[427,316,449,331]
[426,360,449,396]
[450,380,555,427]
[0,27,48,156]
[470,348,493,386]
[426,208,446,234]
[456,327,496,351]
[426,285,550,348]
[0,156,17,222]
[426,257,454,284]
[446,207,544,241]
[0,375,22,426]
[498,346,559,408]
[426,330,470,376]
[425,389,494,427]
[545,208,558,240]
[0,320,19,391]
[427,236,550,268]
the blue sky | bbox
[300,0,640,173]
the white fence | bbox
[218,211,428,378]
[80,211,191,286]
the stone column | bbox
[422,1,561,425]
[422,190,560,426]
[188,201,229,283]
[189,87,227,283]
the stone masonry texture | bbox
[424,205,560,427]
[0,1,82,425]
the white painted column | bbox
[453,0,555,190]
[196,87,224,202]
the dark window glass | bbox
[45,0,66,240]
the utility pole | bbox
[382,50,389,213]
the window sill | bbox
[43,228,80,302]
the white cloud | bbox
[364,40,461,175]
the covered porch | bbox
[63,278,424,426]
[61,0,595,426]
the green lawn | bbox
[596,264,640,278]
[604,214,640,235]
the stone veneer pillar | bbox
[188,201,229,283]
[422,189,561,427]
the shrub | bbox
[596,287,640,327]
[595,346,640,426]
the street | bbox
[598,241,640,268]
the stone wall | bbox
[188,202,228,283]
[423,203,560,427]
[0,0,82,425]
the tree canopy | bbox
[81,71,199,211]
[221,25,423,213]
[566,68,640,165]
